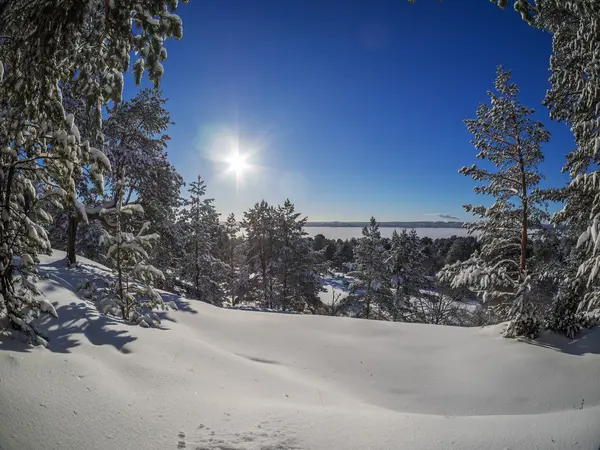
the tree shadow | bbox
[38,258,113,292]
[39,258,198,318]
[160,292,198,315]
[0,258,199,353]
[0,299,137,354]
[0,260,137,354]
[523,327,600,356]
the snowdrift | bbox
[0,251,599,450]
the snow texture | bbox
[0,250,599,450]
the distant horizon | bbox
[304,220,465,228]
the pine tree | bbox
[233,238,252,306]
[439,67,550,337]
[487,0,600,332]
[50,88,182,267]
[243,201,277,308]
[223,213,240,305]
[140,162,184,290]
[445,237,479,265]
[89,201,168,327]
[349,217,391,319]
[179,176,228,305]
[333,240,354,272]
[386,229,430,322]
[0,0,188,344]
[409,0,600,331]
[535,1,600,320]
[43,82,101,265]
[272,200,324,313]
[106,91,183,288]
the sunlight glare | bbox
[226,152,249,176]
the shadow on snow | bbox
[524,327,600,356]
[0,257,198,354]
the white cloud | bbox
[425,213,461,221]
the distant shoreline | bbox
[304,221,465,229]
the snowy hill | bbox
[1,251,599,450]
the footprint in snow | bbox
[177,431,186,449]
[178,421,299,449]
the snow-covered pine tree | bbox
[223,213,241,305]
[66,89,183,275]
[439,67,550,337]
[272,200,324,313]
[102,90,173,205]
[349,217,391,319]
[0,0,188,344]
[179,176,228,305]
[232,238,252,307]
[411,0,600,331]
[102,90,183,285]
[139,162,184,290]
[242,201,277,308]
[87,194,169,327]
[386,229,430,322]
[43,82,101,265]
[533,1,600,322]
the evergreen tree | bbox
[140,162,184,290]
[93,203,167,327]
[223,213,240,305]
[232,238,252,306]
[43,82,101,265]
[386,229,430,322]
[313,234,327,251]
[349,217,391,319]
[273,200,324,313]
[411,0,600,332]
[49,89,183,268]
[0,0,188,343]
[179,176,228,305]
[243,201,277,308]
[535,1,600,321]
[333,240,354,272]
[445,237,480,265]
[440,67,550,337]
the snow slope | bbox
[1,251,599,450]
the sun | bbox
[224,150,252,193]
[226,152,249,176]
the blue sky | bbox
[133,0,573,221]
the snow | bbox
[88,147,111,171]
[0,250,599,450]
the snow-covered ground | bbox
[1,251,599,450]
[319,272,353,308]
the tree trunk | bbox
[230,242,236,305]
[520,200,528,279]
[260,238,268,308]
[194,228,200,301]
[282,269,288,311]
[515,118,528,282]
[518,154,528,280]
[67,215,78,265]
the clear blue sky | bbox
[132,0,573,222]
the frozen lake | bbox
[304,226,471,240]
